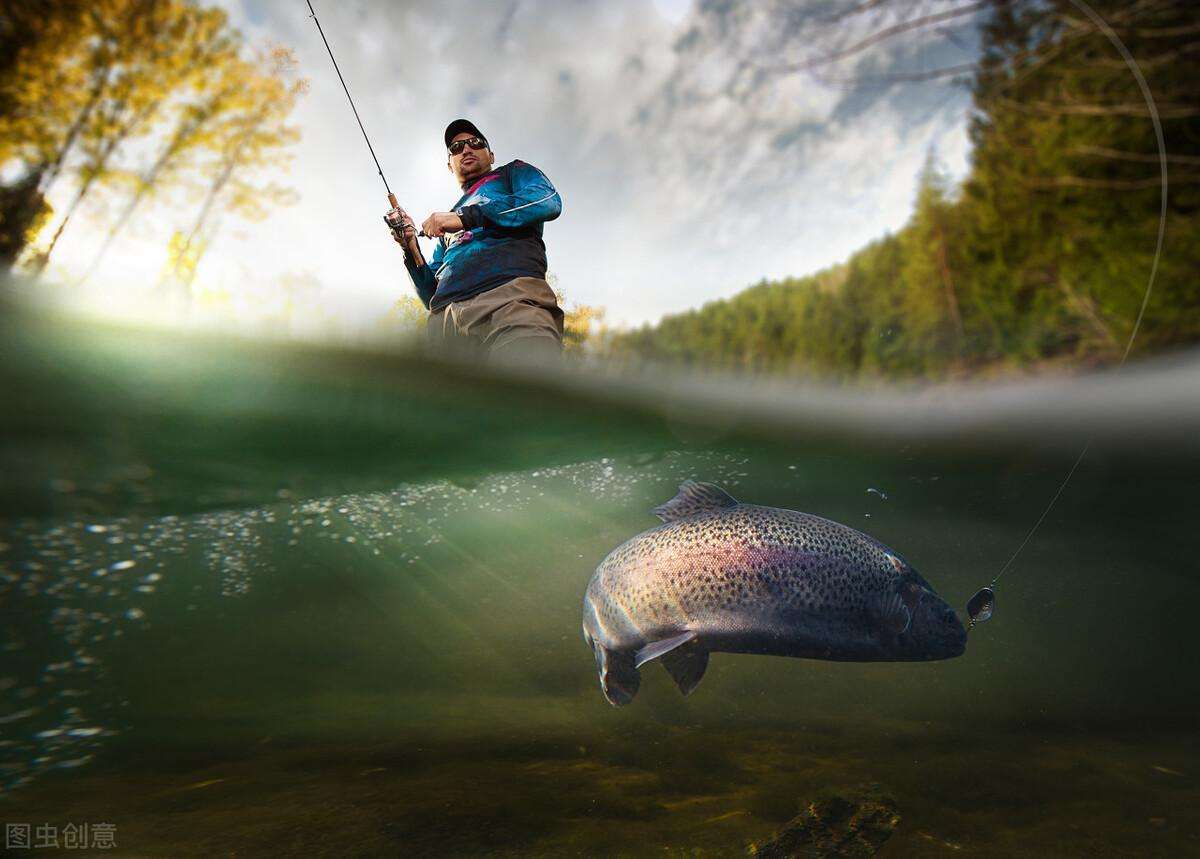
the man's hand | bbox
[421,212,464,239]
[385,206,422,257]
[384,206,416,241]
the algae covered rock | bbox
[747,783,900,858]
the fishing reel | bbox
[384,208,427,241]
[384,209,411,240]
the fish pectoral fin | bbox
[632,631,708,697]
[660,645,709,697]
[869,592,912,636]
[633,630,698,669]
[652,481,738,522]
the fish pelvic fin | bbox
[653,481,738,522]
[595,645,640,707]
[660,645,709,697]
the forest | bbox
[0,0,305,294]
[606,0,1200,380]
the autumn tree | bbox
[554,289,608,354]
[0,1,94,267]
[26,1,238,272]
[0,2,306,289]
[377,295,429,337]
[77,4,240,284]
[161,45,306,298]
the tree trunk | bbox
[160,159,234,297]
[0,170,47,272]
[33,92,164,274]
[29,172,96,274]
[77,116,197,285]
[933,219,965,345]
[39,62,113,197]
[163,104,265,290]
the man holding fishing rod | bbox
[304,7,563,357]
[385,119,565,359]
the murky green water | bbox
[2,300,1198,856]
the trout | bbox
[582,481,967,705]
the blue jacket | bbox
[405,159,562,310]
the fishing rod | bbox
[964,0,1167,632]
[304,0,425,239]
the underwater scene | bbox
[2,305,1198,857]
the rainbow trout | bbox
[582,481,967,706]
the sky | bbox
[42,0,988,335]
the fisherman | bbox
[385,119,565,358]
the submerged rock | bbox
[747,784,900,858]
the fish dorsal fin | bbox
[652,481,738,523]
[660,645,709,697]
[633,630,697,669]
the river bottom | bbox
[6,710,1197,857]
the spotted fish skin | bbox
[582,481,967,706]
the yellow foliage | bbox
[0,1,307,285]
[555,288,607,353]
[377,288,608,351]
[161,230,205,288]
[378,296,429,335]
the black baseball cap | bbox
[444,118,486,149]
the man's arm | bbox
[405,244,440,309]
[456,161,562,230]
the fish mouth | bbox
[947,625,968,657]
[906,600,968,659]
[944,610,969,657]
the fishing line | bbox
[967,0,1168,629]
[306,0,427,243]
[306,0,392,198]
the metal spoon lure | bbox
[966,586,995,629]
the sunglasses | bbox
[448,136,488,155]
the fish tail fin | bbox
[595,645,640,707]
